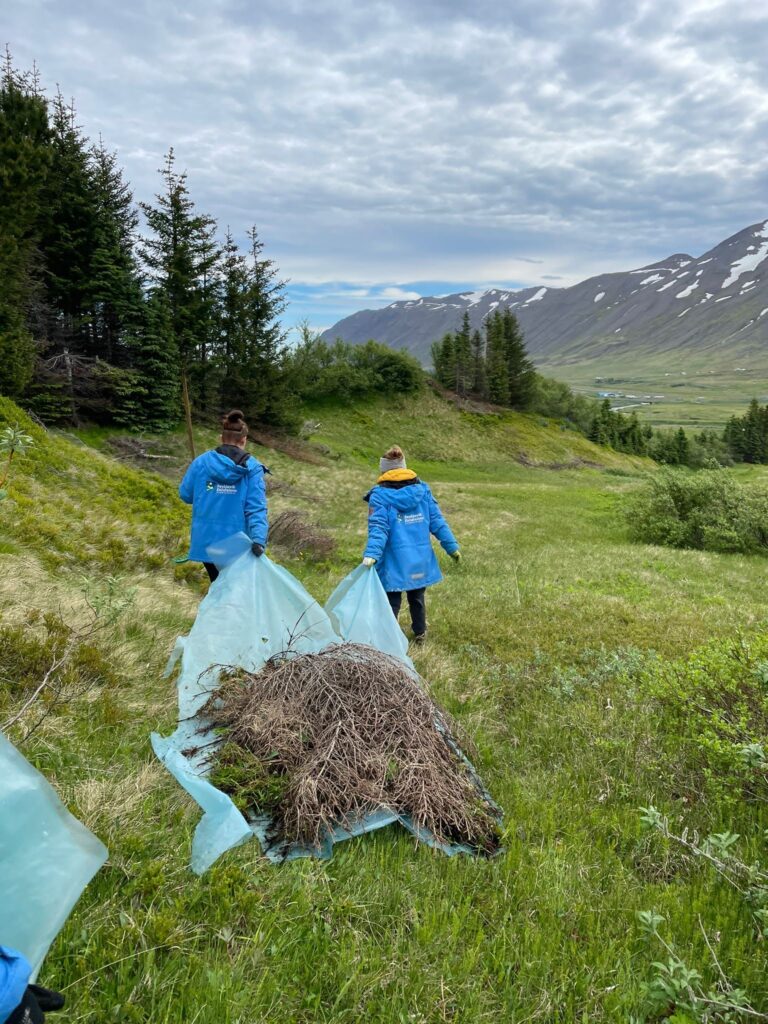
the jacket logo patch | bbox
[215,483,237,495]
[206,480,214,491]
[398,512,424,525]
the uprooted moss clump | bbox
[208,742,291,816]
[204,643,501,853]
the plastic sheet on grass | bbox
[152,534,500,871]
[0,734,107,975]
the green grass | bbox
[541,365,768,431]
[2,393,768,1022]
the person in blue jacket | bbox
[179,409,268,583]
[1,946,64,1023]
[362,445,460,643]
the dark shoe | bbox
[413,632,427,645]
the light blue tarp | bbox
[152,534,500,871]
[325,563,414,672]
[0,734,107,975]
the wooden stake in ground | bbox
[181,368,196,460]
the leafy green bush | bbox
[625,467,768,553]
[639,633,768,807]
[286,334,424,402]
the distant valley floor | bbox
[539,364,768,431]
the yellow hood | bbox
[376,468,417,484]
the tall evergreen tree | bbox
[485,311,509,404]
[36,91,99,355]
[140,149,220,453]
[675,427,691,465]
[0,52,50,396]
[453,311,472,396]
[122,291,180,429]
[435,333,456,389]
[218,226,291,426]
[502,308,535,409]
[470,328,486,398]
[87,138,144,364]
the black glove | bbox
[7,984,65,1023]
[251,542,265,557]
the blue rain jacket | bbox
[363,473,458,593]
[179,448,268,562]
[0,946,30,1024]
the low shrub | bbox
[268,509,336,560]
[624,466,768,553]
[0,611,121,729]
[638,632,768,808]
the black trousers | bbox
[387,587,427,636]
[203,562,219,583]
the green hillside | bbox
[2,393,768,1022]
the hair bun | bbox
[220,409,248,436]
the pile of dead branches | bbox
[268,509,336,560]
[204,643,500,853]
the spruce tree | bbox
[88,138,144,364]
[0,52,50,396]
[437,333,456,390]
[742,398,765,464]
[36,91,100,355]
[122,292,180,430]
[430,336,446,385]
[454,311,472,396]
[218,226,291,426]
[502,308,535,409]
[140,149,220,453]
[470,328,486,397]
[485,311,509,404]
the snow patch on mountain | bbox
[676,281,699,299]
[594,291,605,303]
[722,222,768,289]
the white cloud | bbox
[4,0,768,303]
[379,287,423,301]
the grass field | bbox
[2,393,768,1022]
[540,364,768,431]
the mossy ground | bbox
[1,392,767,1022]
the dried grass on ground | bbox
[204,643,501,852]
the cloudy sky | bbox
[5,0,768,331]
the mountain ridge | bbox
[323,220,768,372]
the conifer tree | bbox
[122,292,179,429]
[675,427,690,465]
[453,311,472,396]
[37,91,99,354]
[436,333,456,389]
[502,308,535,409]
[88,138,144,364]
[485,311,509,404]
[218,226,291,426]
[0,52,50,396]
[140,149,220,453]
[470,328,486,397]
